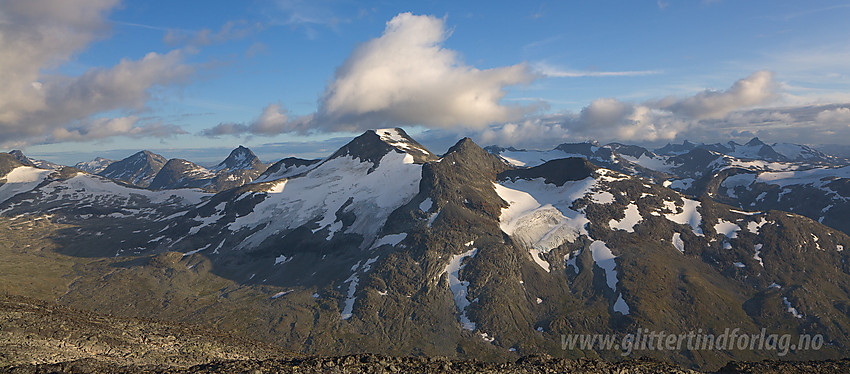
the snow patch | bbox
[275,255,292,265]
[672,233,685,253]
[419,197,433,212]
[729,209,760,216]
[613,294,630,315]
[783,297,803,318]
[714,219,741,238]
[564,249,581,274]
[271,290,293,299]
[662,198,704,236]
[183,242,212,257]
[669,178,694,190]
[370,233,407,249]
[340,273,359,320]
[0,167,52,204]
[608,203,642,233]
[479,332,495,343]
[443,248,479,330]
[590,240,619,292]
[747,218,768,234]
[753,244,764,267]
[590,190,615,204]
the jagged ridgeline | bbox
[1,128,850,371]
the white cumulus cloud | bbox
[207,13,537,137]
[0,0,193,147]
[656,71,778,119]
[469,71,788,147]
[816,107,850,126]
[316,13,536,131]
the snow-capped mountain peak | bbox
[74,157,116,174]
[326,128,437,168]
[214,145,264,172]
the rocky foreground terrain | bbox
[4,355,850,373]
[0,294,286,368]
[1,294,848,373]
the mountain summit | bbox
[97,150,167,187]
[214,145,265,172]
[74,157,116,174]
[327,128,437,168]
[148,146,268,192]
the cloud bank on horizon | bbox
[2,1,850,154]
[201,13,846,148]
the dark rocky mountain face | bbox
[7,150,36,167]
[148,158,215,190]
[96,150,168,187]
[0,153,24,176]
[2,130,850,371]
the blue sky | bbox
[2,0,850,165]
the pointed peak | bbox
[443,137,505,163]
[445,137,479,154]
[97,150,166,187]
[746,137,765,146]
[216,145,262,171]
[439,137,509,174]
[329,128,436,165]
[228,145,254,157]
[128,150,164,161]
[227,145,256,157]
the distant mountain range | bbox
[2,130,850,370]
[486,137,850,236]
